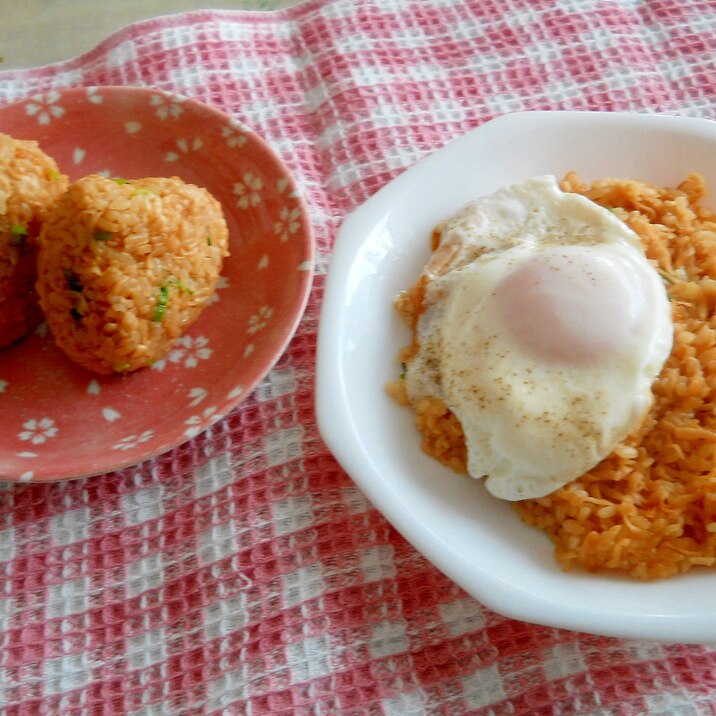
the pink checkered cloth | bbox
[2,0,716,712]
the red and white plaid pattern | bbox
[3,0,716,712]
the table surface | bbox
[3,0,298,69]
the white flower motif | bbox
[221,124,248,148]
[167,335,212,368]
[86,87,103,104]
[276,176,300,199]
[112,430,153,451]
[102,407,121,422]
[184,406,218,439]
[25,91,65,125]
[19,417,58,445]
[209,276,230,304]
[150,94,184,120]
[274,206,302,243]
[187,387,208,407]
[247,305,273,335]
[233,172,263,209]
[230,117,251,131]
[165,137,203,162]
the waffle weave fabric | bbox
[2,0,716,713]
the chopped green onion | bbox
[113,362,131,372]
[206,236,213,246]
[400,362,407,379]
[657,269,675,284]
[9,224,27,247]
[152,284,170,322]
[168,279,194,295]
[93,229,112,242]
[111,177,130,185]
[131,188,154,197]
[49,169,61,181]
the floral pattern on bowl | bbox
[0,86,313,482]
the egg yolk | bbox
[494,247,645,365]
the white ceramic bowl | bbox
[316,111,716,643]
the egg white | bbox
[405,176,673,500]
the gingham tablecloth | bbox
[2,1,716,713]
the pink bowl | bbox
[0,86,313,481]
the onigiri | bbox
[0,133,68,347]
[36,174,230,374]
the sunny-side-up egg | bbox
[405,175,674,500]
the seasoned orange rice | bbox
[389,172,716,580]
[0,133,68,347]
[36,174,229,375]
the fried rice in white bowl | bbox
[316,110,716,643]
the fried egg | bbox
[405,176,673,500]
